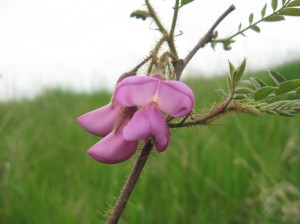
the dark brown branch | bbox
[106,141,153,224]
[174,4,235,80]
[183,5,235,66]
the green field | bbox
[1,62,300,224]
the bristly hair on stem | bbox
[106,141,153,224]
[145,0,180,60]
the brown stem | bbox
[106,141,153,224]
[174,4,235,80]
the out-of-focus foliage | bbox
[1,62,299,224]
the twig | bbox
[169,89,236,129]
[106,141,153,224]
[130,55,153,73]
[226,0,291,41]
[184,5,235,66]
[168,0,180,60]
[174,4,235,79]
[168,101,230,128]
[145,0,168,35]
[145,0,180,60]
[170,0,180,38]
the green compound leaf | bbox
[279,8,300,16]
[264,14,285,21]
[253,86,277,101]
[269,70,286,85]
[251,25,261,33]
[180,0,195,7]
[130,10,150,20]
[288,0,300,7]
[275,79,300,95]
[261,3,267,18]
[272,0,278,11]
[257,100,300,117]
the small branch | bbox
[145,0,180,61]
[168,0,180,60]
[183,4,235,66]
[225,0,291,41]
[130,55,152,73]
[145,0,168,35]
[170,0,180,38]
[153,34,169,59]
[168,102,230,128]
[169,92,235,128]
[106,141,153,224]
[174,4,235,79]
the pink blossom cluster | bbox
[77,75,195,163]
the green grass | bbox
[1,62,300,224]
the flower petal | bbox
[153,128,170,153]
[114,76,159,107]
[115,75,195,117]
[123,103,170,152]
[77,103,120,137]
[87,127,138,164]
[158,80,195,117]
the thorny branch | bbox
[174,4,236,80]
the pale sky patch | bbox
[0,0,299,100]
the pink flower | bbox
[122,102,170,152]
[77,102,120,137]
[77,75,195,164]
[87,116,138,164]
[76,72,136,137]
[79,106,138,164]
[114,75,195,152]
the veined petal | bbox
[158,80,195,117]
[114,76,159,107]
[77,103,120,137]
[87,122,138,164]
[123,103,170,152]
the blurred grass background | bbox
[0,62,300,224]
